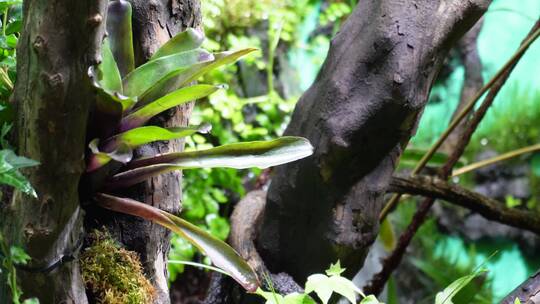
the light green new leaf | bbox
[107,137,313,189]
[435,270,487,304]
[379,218,396,251]
[88,66,136,115]
[151,28,205,60]
[98,39,123,93]
[95,193,260,292]
[113,124,211,148]
[123,48,214,98]
[0,149,39,197]
[514,297,521,304]
[139,48,258,104]
[305,274,335,304]
[120,84,222,131]
[360,295,383,304]
[0,170,37,198]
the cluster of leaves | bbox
[256,262,383,304]
[87,0,313,294]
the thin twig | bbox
[365,19,540,296]
[379,22,540,221]
[388,175,540,234]
[452,143,540,177]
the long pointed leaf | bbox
[88,66,136,114]
[151,28,205,60]
[123,49,214,98]
[103,124,211,151]
[106,137,313,188]
[120,84,222,131]
[99,40,123,93]
[95,193,260,292]
[139,48,258,105]
[107,0,135,77]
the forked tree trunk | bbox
[0,1,107,302]
[255,0,492,282]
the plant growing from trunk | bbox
[84,0,313,294]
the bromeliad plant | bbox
[86,0,313,293]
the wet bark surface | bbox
[0,1,107,302]
[256,0,491,283]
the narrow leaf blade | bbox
[95,193,260,292]
[107,137,313,188]
[151,28,205,60]
[139,48,258,104]
[123,49,214,98]
[120,84,221,131]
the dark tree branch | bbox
[388,175,540,234]
[500,270,540,304]
[364,19,540,296]
[257,0,492,282]
[441,19,484,153]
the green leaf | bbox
[0,149,38,197]
[305,274,333,304]
[9,246,30,264]
[120,84,222,131]
[379,218,396,251]
[0,149,39,171]
[95,193,260,292]
[122,48,214,98]
[109,124,211,148]
[88,66,136,115]
[107,137,313,189]
[360,295,383,304]
[5,20,21,35]
[326,261,345,276]
[139,48,257,105]
[0,169,37,197]
[22,298,40,304]
[514,297,521,304]
[151,28,206,60]
[435,270,487,304]
[98,39,123,93]
[107,0,135,77]
[283,293,317,304]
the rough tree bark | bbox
[0,1,107,303]
[85,1,201,303]
[253,0,492,282]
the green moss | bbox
[80,230,155,304]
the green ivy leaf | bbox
[325,260,345,276]
[9,246,30,264]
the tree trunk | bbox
[84,1,201,303]
[255,0,491,282]
[0,1,107,303]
